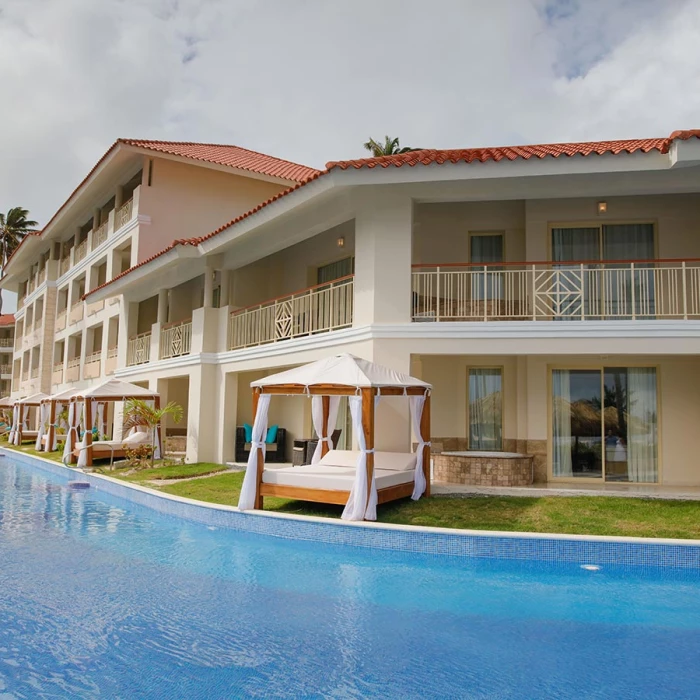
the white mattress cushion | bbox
[122,431,151,446]
[319,449,416,472]
[262,464,413,491]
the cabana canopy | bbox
[240,354,432,521]
[9,392,48,445]
[68,379,161,467]
[0,396,16,407]
[71,379,159,401]
[38,388,80,452]
[251,354,431,393]
[16,392,49,406]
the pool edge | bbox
[3,448,700,569]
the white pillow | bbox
[319,450,359,468]
[374,452,417,472]
[123,430,151,445]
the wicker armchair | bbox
[235,427,287,463]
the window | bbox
[468,368,503,450]
[317,257,354,285]
[470,233,504,301]
[551,367,658,482]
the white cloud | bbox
[0,0,697,228]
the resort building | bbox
[0,315,15,397]
[6,129,700,488]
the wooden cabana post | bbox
[252,388,265,510]
[84,397,93,465]
[421,392,431,498]
[362,387,375,512]
[321,395,331,460]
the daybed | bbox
[73,429,153,462]
[238,353,432,522]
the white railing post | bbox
[531,265,537,320]
[682,261,688,320]
[631,262,636,320]
[435,266,441,322]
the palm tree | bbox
[123,399,183,467]
[0,207,38,313]
[363,136,418,157]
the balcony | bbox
[411,260,700,322]
[0,364,11,375]
[74,239,88,265]
[106,346,118,374]
[37,267,46,285]
[86,299,105,316]
[69,301,84,324]
[66,357,81,382]
[115,198,134,231]
[84,351,101,379]
[59,256,71,277]
[127,332,151,366]
[160,319,192,359]
[92,221,108,250]
[0,338,13,348]
[52,363,64,385]
[55,309,67,332]
[30,367,39,380]
[228,275,354,350]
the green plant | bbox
[363,136,418,157]
[55,408,69,435]
[123,399,184,467]
[0,207,38,313]
[125,444,154,469]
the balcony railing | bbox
[21,370,28,382]
[66,356,80,382]
[228,275,354,350]
[70,300,84,324]
[127,332,151,366]
[115,198,134,230]
[0,364,11,375]
[74,239,88,264]
[106,346,118,375]
[412,260,700,322]
[52,363,64,385]
[160,319,192,359]
[59,256,71,276]
[30,367,39,379]
[84,351,101,379]
[0,338,13,347]
[92,221,108,250]
[55,309,67,332]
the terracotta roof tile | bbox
[326,130,700,171]
[0,314,15,326]
[119,139,319,182]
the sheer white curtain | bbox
[552,370,573,477]
[52,402,66,451]
[9,405,19,444]
[311,396,341,463]
[62,402,83,464]
[409,393,430,500]
[35,403,50,450]
[342,395,380,522]
[238,394,272,511]
[469,369,502,450]
[470,234,504,300]
[77,400,98,468]
[627,368,658,482]
[12,405,29,445]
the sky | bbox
[0,0,698,239]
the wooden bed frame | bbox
[252,384,431,512]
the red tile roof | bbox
[0,314,15,326]
[120,139,320,182]
[326,129,700,171]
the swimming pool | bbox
[1,455,699,699]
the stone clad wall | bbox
[433,453,534,486]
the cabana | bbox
[238,354,432,521]
[0,396,14,434]
[66,379,161,467]
[38,388,79,452]
[10,392,49,445]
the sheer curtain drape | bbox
[311,396,341,463]
[238,394,271,511]
[470,234,503,300]
[409,393,429,500]
[552,370,573,477]
[627,368,658,482]
[468,369,502,450]
[35,403,50,450]
[342,395,380,522]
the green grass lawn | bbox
[158,470,700,539]
[4,444,700,539]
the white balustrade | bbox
[59,256,70,276]
[228,276,354,350]
[160,320,192,359]
[115,198,134,230]
[411,261,700,322]
[127,332,151,366]
[92,221,108,250]
[74,239,88,264]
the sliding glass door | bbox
[552,367,658,482]
[468,368,503,450]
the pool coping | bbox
[3,448,700,569]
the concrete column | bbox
[219,270,231,308]
[115,185,124,211]
[107,249,120,282]
[73,225,81,248]
[186,365,218,463]
[157,289,169,324]
[203,270,214,309]
[93,208,101,230]
[353,190,413,326]
[117,300,138,369]
[215,370,238,463]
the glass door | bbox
[470,233,504,301]
[552,367,658,482]
[551,227,600,319]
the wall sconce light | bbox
[337,236,345,248]
[597,201,607,215]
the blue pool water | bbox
[1,459,700,699]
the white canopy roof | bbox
[251,354,431,390]
[0,396,16,407]
[16,392,49,405]
[72,379,159,401]
[44,387,80,402]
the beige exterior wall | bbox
[413,193,700,264]
[137,158,285,262]
[417,352,700,487]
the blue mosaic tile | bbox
[6,449,700,570]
